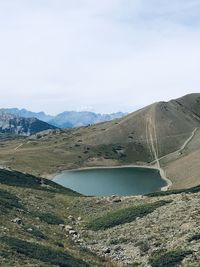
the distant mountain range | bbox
[0,108,126,128]
[0,112,56,136]
[48,111,126,128]
[0,108,53,122]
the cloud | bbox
[0,0,199,114]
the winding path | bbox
[145,106,198,191]
[151,127,198,164]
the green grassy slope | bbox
[0,169,114,267]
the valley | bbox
[0,94,200,190]
[0,93,200,266]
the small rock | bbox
[69,230,78,236]
[103,247,111,254]
[12,218,22,225]
[59,224,65,229]
[77,217,82,221]
[112,197,122,203]
[65,225,73,232]
[68,215,75,221]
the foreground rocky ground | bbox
[76,193,200,266]
[0,169,199,266]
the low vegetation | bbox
[0,168,199,266]
[189,233,200,242]
[34,212,65,225]
[86,200,170,230]
[0,169,80,196]
[149,249,192,267]
[0,188,23,212]
[1,236,89,267]
[23,225,47,240]
[146,184,200,197]
[0,169,111,266]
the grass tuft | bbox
[86,200,170,230]
[1,236,89,267]
[149,249,192,267]
[146,184,200,197]
[0,188,23,212]
[189,233,200,242]
[33,212,65,225]
[0,169,81,196]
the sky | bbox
[0,0,200,115]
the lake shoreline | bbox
[51,164,172,192]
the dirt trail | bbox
[14,141,30,151]
[145,104,172,190]
[146,104,160,168]
[14,143,24,151]
[151,127,198,164]
[180,127,198,151]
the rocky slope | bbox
[0,169,110,267]
[82,191,200,266]
[0,169,199,266]
[0,112,57,136]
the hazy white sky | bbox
[0,0,200,114]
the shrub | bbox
[0,189,23,212]
[86,200,170,230]
[1,236,88,267]
[109,237,128,245]
[189,233,200,242]
[146,184,200,197]
[149,249,192,267]
[23,225,46,240]
[34,212,65,225]
[0,169,80,196]
[135,240,150,253]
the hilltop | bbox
[0,93,200,189]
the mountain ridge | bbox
[0,112,57,136]
[0,108,127,128]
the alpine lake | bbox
[54,167,167,196]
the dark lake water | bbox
[53,167,166,196]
